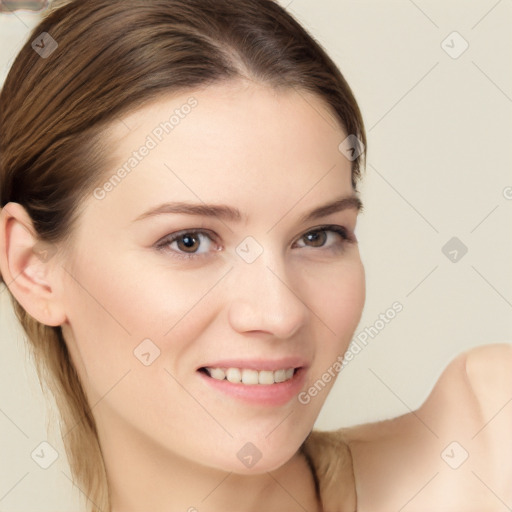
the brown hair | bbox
[0,1,366,510]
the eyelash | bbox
[155,224,356,261]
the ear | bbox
[0,202,67,327]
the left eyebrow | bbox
[132,194,363,224]
[298,195,363,223]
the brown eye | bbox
[176,233,201,253]
[294,225,353,252]
[156,230,218,259]
[303,230,327,247]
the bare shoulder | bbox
[340,343,512,512]
[417,342,512,433]
[460,342,512,412]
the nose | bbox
[227,252,309,339]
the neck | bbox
[97,419,322,512]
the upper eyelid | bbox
[162,224,346,238]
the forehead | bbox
[109,79,348,166]
[91,80,354,226]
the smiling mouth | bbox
[198,367,300,385]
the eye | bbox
[294,225,355,251]
[155,225,355,261]
[156,230,220,260]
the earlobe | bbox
[0,202,66,327]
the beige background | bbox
[1,1,511,510]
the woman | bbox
[0,1,510,511]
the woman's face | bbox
[56,80,365,473]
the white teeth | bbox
[241,369,259,385]
[204,366,296,385]
[209,368,226,380]
[258,370,275,385]
[274,369,287,383]
[225,368,241,383]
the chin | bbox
[206,435,304,476]
[219,453,295,476]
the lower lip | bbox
[197,367,307,407]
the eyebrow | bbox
[132,194,363,224]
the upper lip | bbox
[198,357,309,371]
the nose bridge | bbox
[227,245,309,338]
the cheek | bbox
[60,252,224,402]
[298,255,365,398]
[332,261,365,335]
[292,259,365,415]
[300,255,365,342]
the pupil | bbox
[180,234,199,252]
[307,231,326,247]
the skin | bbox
[1,80,510,512]
[0,80,363,512]
[341,342,512,511]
